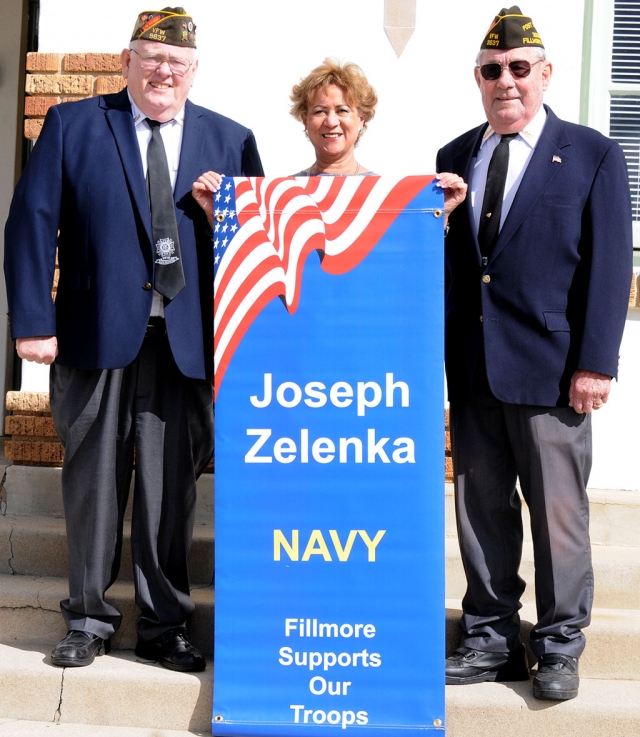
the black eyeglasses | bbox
[479,59,543,81]
[130,47,193,76]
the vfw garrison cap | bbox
[130,7,196,48]
[481,6,544,49]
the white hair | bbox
[129,38,197,61]
[475,46,547,67]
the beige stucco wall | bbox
[37,0,585,177]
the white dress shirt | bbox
[128,92,185,317]
[471,105,547,238]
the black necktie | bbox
[146,118,185,301]
[478,132,518,258]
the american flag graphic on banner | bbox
[213,175,434,396]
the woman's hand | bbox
[436,172,468,227]
[192,171,223,227]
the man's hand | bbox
[568,369,611,414]
[191,171,223,227]
[16,336,58,365]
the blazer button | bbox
[482,275,491,283]
[143,282,152,291]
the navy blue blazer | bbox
[4,88,264,381]
[437,107,633,407]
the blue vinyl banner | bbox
[213,176,445,736]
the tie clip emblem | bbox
[552,155,562,164]
[155,237,179,265]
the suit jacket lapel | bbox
[174,100,206,227]
[455,125,487,265]
[102,89,152,243]
[490,107,571,262]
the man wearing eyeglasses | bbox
[4,7,263,671]
[437,7,632,700]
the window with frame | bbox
[584,0,640,264]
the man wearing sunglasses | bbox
[5,7,263,671]
[437,7,632,700]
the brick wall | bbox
[445,409,452,482]
[24,52,125,140]
[4,392,62,466]
[3,391,215,472]
[631,273,639,308]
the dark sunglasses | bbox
[479,59,543,81]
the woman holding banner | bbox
[192,59,466,222]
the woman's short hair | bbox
[290,58,378,128]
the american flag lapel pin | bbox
[552,155,562,164]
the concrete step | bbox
[0,464,214,520]
[0,644,211,732]
[446,677,640,737]
[445,483,640,547]
[0,721,207,736]
[0,574,213,654]
[0,514,213,586]
[3,660,637,737]
[446,600,640,680]
[446,537,640,610]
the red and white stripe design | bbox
[214,175,434,396]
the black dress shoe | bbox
[446,644,529,685]
[135,626,206,672]
[50,630,110,667]
[533,653,579,700]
